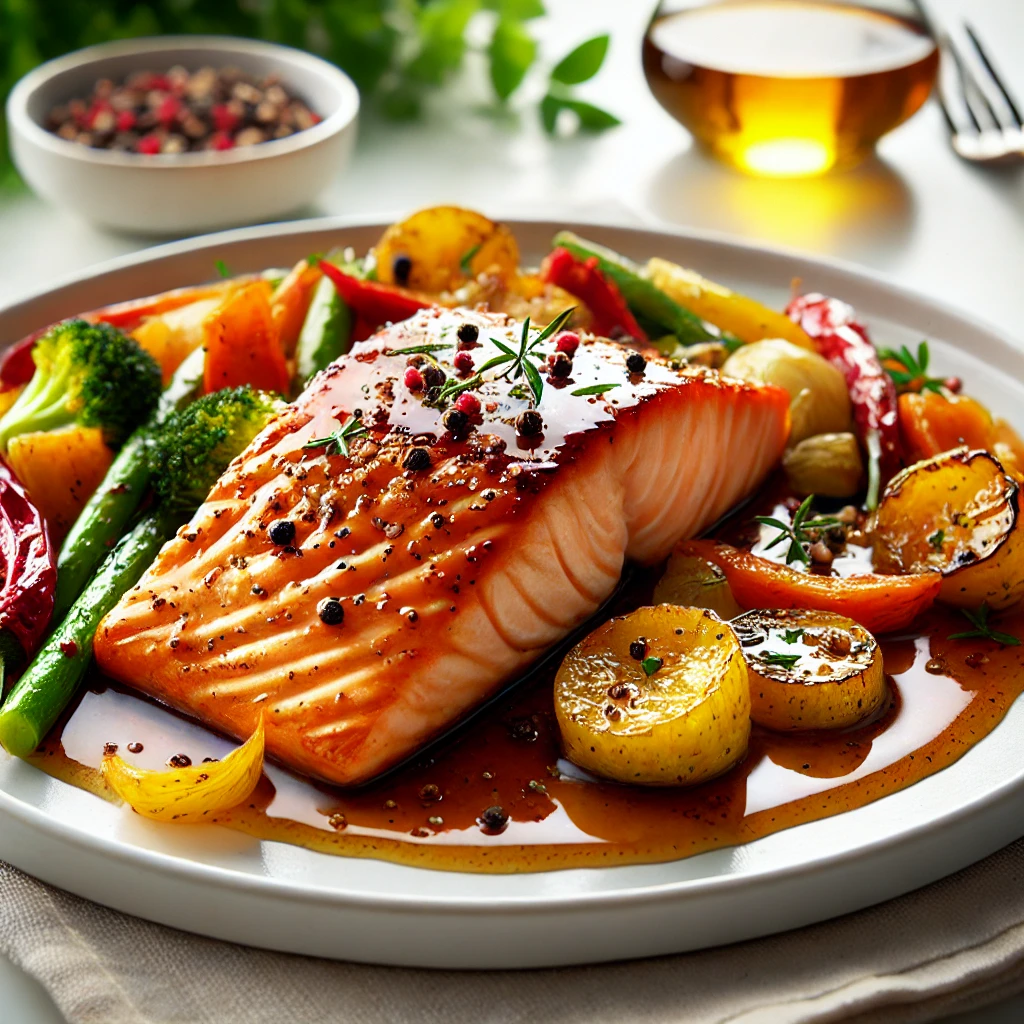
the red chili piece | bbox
[539,248,648,344]
[0,460,57,672]
[786,292,901,508]
[319,261,435,336]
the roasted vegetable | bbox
[132,294,227,384]
[374,206,520,293]
[0,386,285,757]
[319,261,434,335]
[202,281,290,396]
[722,339,852,445]
[871,448,1024,610]
[103,718,265,822]
[653,552,743,620]
[733,609,886,731]
[786,293,900,509]
[682,539,942,634]
[270,259,323,356]
[7,426,113,543]
[782,432,864,497]
[539,247,647,342]
[554,605,750,786]
[551,231,718,345]
[646,257,815,350]
[295,272,353,386]
[0,320,161,452]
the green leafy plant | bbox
[755,495,842,566]
[0,0,620,186]
[878,341,946,395]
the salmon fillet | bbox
[95,309,789,785]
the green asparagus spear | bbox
[552,231,718,346]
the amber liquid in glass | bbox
[643,0,939,176]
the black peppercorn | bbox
[549,351,572,378]
[422,363,446,390]
[392,254,412,286]
[509,717,538,742]
[268,519,295,545]
[456,322,479,348]
[430,512,446,528]
[442,408,468,434]
[515,409,543,437]
[629,637,648,660]
[167,753,192,768]
[626,351,647,374]
[317,597,345,626]
[478,805,509,834]
[403,447,432,471]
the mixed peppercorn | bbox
[45,66,322,156]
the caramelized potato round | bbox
[373,206,520,294]
[554,606,750,786]
[653,553,743,620]
[871,447,1024,610]
[733,609,885,731]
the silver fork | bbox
[935,22,1024,164]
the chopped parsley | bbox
[759,651,801,669]
[781,628,805,644]
[641,656,663,677]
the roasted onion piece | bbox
[554,606,750,786]
[871,447,1024,610]
[733,609,885,731]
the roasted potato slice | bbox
[373,206,520,294]
[732,609,885,731]
[871,447,1024,610]
[653,553,743,620]
[554,605,750,786]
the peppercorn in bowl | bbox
[7,36,359,235]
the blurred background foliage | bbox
[0,0,616,186]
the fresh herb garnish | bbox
[781,629,805,644]
[755,495,842,566]
[928,529,945,551]
[433,373,483,406]
[214,259,231,279]
[641,655,663,677]
[760,651,801,669]
[459,242,482,275]
[571,382,622,397]
[302,415,368,458]
[878,341,946,395]
[948,603,1021,646]
[478,308,575,405]
[390,343,450,356]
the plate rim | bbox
[2,213,1023,918]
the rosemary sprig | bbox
[390,343,450,356]
[878,341,945,395]
[571,382,622,397]
[948,603,1021,646]
[755,495,841,566]
[760,651,800,669]
[302,415,368,457]
[433,373,483,406]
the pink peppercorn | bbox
[453,350,474,374]
[136,133,162,155]
[212,103,240,133]
[210,131,235,151]
[116,109,136,131]
[555,331,579,355]
[454,393,481,416]
[157,94,181,126]
[404,367,425,391]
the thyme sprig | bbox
[302,415,368,458]
[755,495,842,566]
[878,341,945,395]
[948,603,1021,646]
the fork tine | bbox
[945,35,996,132]
[936,39,975,136]
[964,23,1024,129]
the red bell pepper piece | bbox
[0,330,45,390]
[786,293,901,509]
[539,248,648,344]
[0,459,56,682]
[319,261,433,334]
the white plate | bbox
[1,218,1023,970]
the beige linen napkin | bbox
[3,836,1024,1024]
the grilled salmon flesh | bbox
[95,309,789,785]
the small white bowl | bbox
[7,36,359,236]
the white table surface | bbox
[1,0,1022,1020]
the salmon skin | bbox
[95,309,789,786]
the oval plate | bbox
[2,218,1023,970]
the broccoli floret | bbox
[149,386,285,513]
[0,319,162,451]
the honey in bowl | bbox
[642,0,939,176]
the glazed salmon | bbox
[95,309,789,785]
